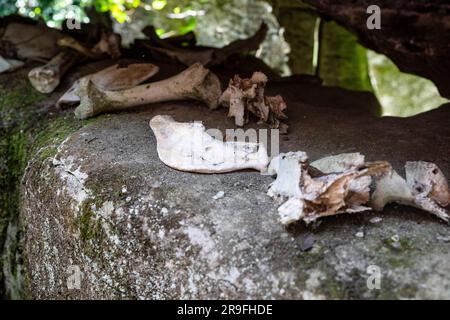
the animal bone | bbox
[140,23,268,67]
[267,151,308,199]
[57,63,159,108]
[1,21,62,60]
[310,152,365,173]
[74,63,222,119]
[0,55,24,74]
[28,50,82,93]
[220,72,287,128]
[269,152,376,225]
[150,115,269,173]
[58,31,121,59]
[372,162,450,221]
[405,161,450,207]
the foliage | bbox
[0,0,290,73]
[367,50,448,117]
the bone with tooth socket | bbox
[57,63,160,108]
[150,115,269,173]
[74,63,222,119]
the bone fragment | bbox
[58,32,122,60]
[405,161,450,207]
[74,63,222,119]
[28,50,82,93]
[57,63,159,108]
[150,115,269,173]
[371,162,450,221]
[1,21,62,60]
[267,151,308,199]
[140,23,267,67]
[220,71,287,128]
[269,152,375,225]
[310,152,365,173]
[0,56,24,73]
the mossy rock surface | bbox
[4,61,448,299]
[0,57,448,299]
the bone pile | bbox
[149,117,450,225]
[270,153,449,225]
[220,72,288,131]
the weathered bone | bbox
[150,115,269,173]
[405,161,450,207]
[267,151,308,199]
[269,152,376,225]
[58,31,121,59]
[141,23,268,67]
[220,71,287,128]
[310,152,365,173]
[1,21,62,61]
[57,63,159,108]
[74,63,222,119]
[372,162,450,221]
[28,50,82,93]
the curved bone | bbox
[57,63,159,108]
[150,115,269,173]
[28,50,82,93]
[74,63,222,119]
[141,23,267,67]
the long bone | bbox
[57,63,160,108]
[74,63,222,119]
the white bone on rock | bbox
[267,151,308,199]
[149,115,269,173]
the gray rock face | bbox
[19,69,450,299]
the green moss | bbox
[319,21,373,92]
[0,78,47,298]
[0,71,104,298]
[78,200,103,243]
[271,1,317,74]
